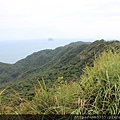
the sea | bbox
[0,38,92,64]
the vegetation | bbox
[0,40,120,119]
[0,49,120,117]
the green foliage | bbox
[0,50,120,116]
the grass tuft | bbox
[79,51,120,114]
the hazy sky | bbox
[0,0,120,40]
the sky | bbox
[0,0,120,41]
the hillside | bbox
[0,41,120,116]
[0,40,120,101]
[0,41,89,85]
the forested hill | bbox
[0,40,120,89]
[0,41,89,84]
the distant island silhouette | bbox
[48,38,54,41]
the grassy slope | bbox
[0,48,120,115]
[30,51,120,114]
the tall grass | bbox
[79,51,120,114]
[32,77,81,114]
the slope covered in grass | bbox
[0,50,120,116]
[31,51,120,114]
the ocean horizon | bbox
[0,38,92,64]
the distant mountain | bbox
[0,40,120,99]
